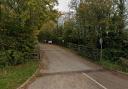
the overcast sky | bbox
[54,0,71,12]
[55,0,128,12]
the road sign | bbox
[99,38,103,45]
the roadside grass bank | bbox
[58,43,128,74]
[0,60,38,89]
[79,51,128,73]
[98,59,128,73]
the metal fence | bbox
[24,45,40,60]
[66,43,100,61]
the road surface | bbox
[26,44,128,89]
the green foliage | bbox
[38,20,58,43]
[0,0,58,67]
[38,30,57,43]
[67,0,128,61]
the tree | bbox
[67,0,128,61]
[38,20,58,43]
[0,0,58,67]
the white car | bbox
[48,41,52,44]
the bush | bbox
[0,51,9,68]
[0,50,25,68]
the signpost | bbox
[99,38,103,62]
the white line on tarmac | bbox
[82,73,108,89]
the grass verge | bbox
[99,59,128,73]
[65,46,128,73]
[0,60,38,89]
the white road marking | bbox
[82,73,108,89]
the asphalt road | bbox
[26,44,128,89]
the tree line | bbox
[0,0,58,67]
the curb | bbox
[114,70,128,76]
[17,66,40,89]
[101,66,128,77]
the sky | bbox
[55,0,128,13]
[56,0,128,28]
[54,0,71,12]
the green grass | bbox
[99,60,120,70]
[99,59,128,73]
[0,60,38,89]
